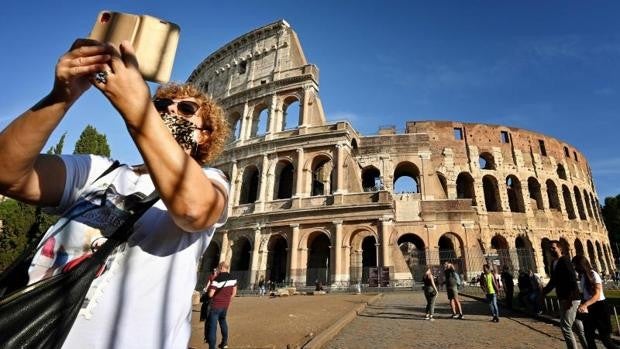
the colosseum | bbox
[188,20,613,289]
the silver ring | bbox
[94,71,108,84]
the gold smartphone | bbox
[89,11,180,83]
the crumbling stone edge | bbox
[300,293,384,349]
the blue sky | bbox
[1,1,619,199]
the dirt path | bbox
[188,293,375,349]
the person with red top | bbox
[205,262,237,349]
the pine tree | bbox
[46,132,66,155]
[74,125,111,157]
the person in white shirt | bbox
[0,38,230,348]
[572,255,618,349]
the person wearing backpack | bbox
[443,262,464,319]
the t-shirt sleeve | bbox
[44,155,114,214]
[593,271,603,284]
[204,167,230,228]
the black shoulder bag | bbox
[0,162,159,349]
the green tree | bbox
[73,125,111,157]
[603,194,620,256]
[46,132,67,155]
[0,199,55,270]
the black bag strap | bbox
[0,160,124,297]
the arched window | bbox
[282,98,301,131]
[479,152,496,170]
[527,177,544,210]
[506,175,525,213]
[557,164,567,180]
[456,172,476,206]
[482,175,501,212]
[562,185,576,219]
[311,156,334,196]
[573,186,586,220]
[250,104,269,137]
[362,166,381,192]
[274,161,294,199]
[546,179,560,210]
[584,189,593,218]
[228,112,242,141]
[394,162,420,193]
[239,166,260,204]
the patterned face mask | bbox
[159,112,199,153]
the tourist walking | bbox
[423,267,438,321]
[572,255,618,349]
[444,262,464,319]
[206,262,238,349]
[480,264,500,322]
[542,240,587,349]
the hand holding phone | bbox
[89,11,180,83]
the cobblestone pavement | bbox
[324,292,571,349]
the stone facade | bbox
[188,20,613,289]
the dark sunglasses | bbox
[153,98,200,116]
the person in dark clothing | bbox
[542,240,587,349]
[200,268,219,321]
[500,266,515,309]
[205,262,237,349]
[517,269,532,308]
[443,262,463,319]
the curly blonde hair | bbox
[155,83,229,165]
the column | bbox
[300,84,311,127]
[239,102,251,141]
[267,94,279,134]
[332,220,343,284]
[219,230,229,264]
[249,225,262,286]
[289,224,300,284]
[294,148,305,197]
[380,217,393,269]
[334,143,346,194]
[256,154,270,211]
[228,161,238,215]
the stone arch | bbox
[573,186,587,220]
[557,164,567,180]
[527,177,544,210]
[197,242,221,289]
[361,165,381,192]
[230,235,252,289]
[491,234,513,271]
[574,238,585,256]
[250,102,270,137]
[562,185,576,219]
[584,189,594,219]
[310,154,334,196]
[456,172,476,206]
[482,175,502,212]
[228,111,242,141]
[239,165,260,204]
[351,139,359,150]
[282,96,301,130]
[438,233,465,273]
[273,160,294,199]
[479,152,496,170]
[393,161,421,193]
[590,193,601,222]
[604,245,614,273]
[587,240,597,271]
[546,179,561,210]
[515,235,536,272]
[596,241,607,274]
[397,233,426,281]
[506,175,525,213]
[306,231,331,286]
[349,230,378,284]
[266,234,288,284]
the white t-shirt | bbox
[28,155,229,349]
[580,270,606,302]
